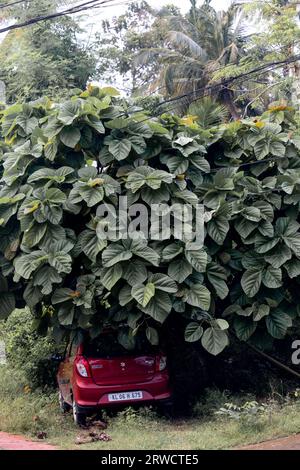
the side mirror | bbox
[51,353,65,363]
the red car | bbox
[56,334,172,426]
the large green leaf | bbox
[148,273,177,293]
[101,264,123,291]
[266,310,292,339]
[78,185,105,207]
[58,303,75,326]
[207,217,229,245]
[122,261,147,286]
[146,327,159,346]
[102,244,132,267]
[14,251,48,279]
[241,268,262,297]
[185,322,204,342]
[22,222,47,248]
[58,101,81,125]
[119,284,133,306]
[162,243,183,261]
[185,248,207,273]
[262,266,282,289]
[139,290,172,323]
[165,156,189,176]
[168,258,193,283]
[52,288,75,304]
[75,230,107,262]
[184,284,211,310]
[284,258,300,278]
[131,282,155,307]
[234,317,257,341]
[59,126,81,148]
[32,266,62,295]
[264,244,291,268]
[109,139,132,161]
[130,242,160,267]
[201,327,229,356]
[207,264,229,300]
[126,166,173,193]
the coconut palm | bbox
[136,0,247,119]
[188,97,230,128]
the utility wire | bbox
[0,0,132,33]
[0,0,34,8]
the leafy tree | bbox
[213,0,300,113]
[0,0,97,103]
[135,0,248,118]
[1,87,300,356]
[95,1,180,94]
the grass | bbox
[1,364,300,450]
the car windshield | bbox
[83,333,158,359]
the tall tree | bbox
[212,0,300,114]
[0,0,97,103]
[135,0,247,118]
[94,1,180,95]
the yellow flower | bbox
[254,121,265,129]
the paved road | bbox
[0,432,56,450]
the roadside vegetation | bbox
[1,364,300,450]
[2,0,300,450]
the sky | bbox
[147,0,232,13]
[94,0,233,20]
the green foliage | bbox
[134,0,246,116]
[1,86,300,355]
[95,1,179,94]
[0,309,58,389]
[0,1,97,103]
[188,98,230,129]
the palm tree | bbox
[188,97,229,128]
[136,0,247,119]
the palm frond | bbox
[134,48,174,67]
[166,30,208,61]
[188,97,229,128]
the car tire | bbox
[158,399,175,418]
[72,400,86,427]
[59,391,71,413]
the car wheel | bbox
[59,391,71,413]
[72,400,86,427]
[158,399,175,418]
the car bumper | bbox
[73,372,172,408]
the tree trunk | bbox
[220,86,240,120]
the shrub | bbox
[0,309,59,389]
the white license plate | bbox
[108,391,143,402]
